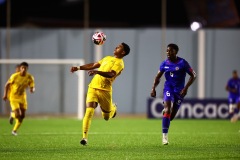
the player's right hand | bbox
[2,95,7,101]
[150,89,156,98]
[70,67,78,73]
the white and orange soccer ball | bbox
[92,31,106,45]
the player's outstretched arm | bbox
[88,70,116,78]
[70,62,100,73]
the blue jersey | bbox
[160,57,193,93]
[226,77,240,101]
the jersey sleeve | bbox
[159,61,165,72]
[28,74,35,88]
[8,73,17,84]
[98,59,103,65]
[184,59,194,75]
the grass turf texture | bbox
[0,117,239,160]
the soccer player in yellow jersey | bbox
[70,42,130,145]
[7,64,21,124]
[3,62,35,136]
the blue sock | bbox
[234,108,239,114]
[162,113,170,133]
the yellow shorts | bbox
[86,87,112,112]
[10,99,27,111]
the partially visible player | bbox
[225,70,240,123]
[15,64,21,72]
[3,62,35,136]
[70,42,130,146]
[150,43,197,145]
[8,64,21,125]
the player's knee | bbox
[164,108,171,114]
[21,114,25,119]
[15,113,21,119]
[102,112,110,121]
[104,117,110,121]
[229,104,236,113]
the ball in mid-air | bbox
[92,31,106,45]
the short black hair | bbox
[122,42,130,56]
[20,62,29,67]
[168,43,179,53]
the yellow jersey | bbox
[8,72,35,101]
[89,56,124,91]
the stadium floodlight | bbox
[190,21,202,31]
[190,16,207,31]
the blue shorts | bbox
[228,95,240,104]
[163,88,184,107]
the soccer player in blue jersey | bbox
[150,43,197,145]
[225,70,240,123]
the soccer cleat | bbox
[230,114,238,123]
[112,103,117,118]
[12,131,18,136]
[9,116,14,125]
[80,138,87,146]
[162,133,169,145]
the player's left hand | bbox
[180,88,187,97]
[70,67,78,73]
[88,70,97,76]
[30,87,35,93]
[151,89,156,98]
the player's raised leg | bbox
[101,103,117,120]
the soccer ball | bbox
[92,31,106,45]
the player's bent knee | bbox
[104,117,110,121]
[102,112,110,121]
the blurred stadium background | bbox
[0,0,240,119]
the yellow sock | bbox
[102,104,117,120]
[11,112,16,118]
[13,119,22,132]
[82,107,95,139]
[109,104,117,118]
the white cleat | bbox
[162,133,169,145]
[12,131,18,136]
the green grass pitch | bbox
[0,117,239,160]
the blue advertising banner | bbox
[147,98,229,119]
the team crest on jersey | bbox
[175,67,179,70]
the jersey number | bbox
[166,91,170,97]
